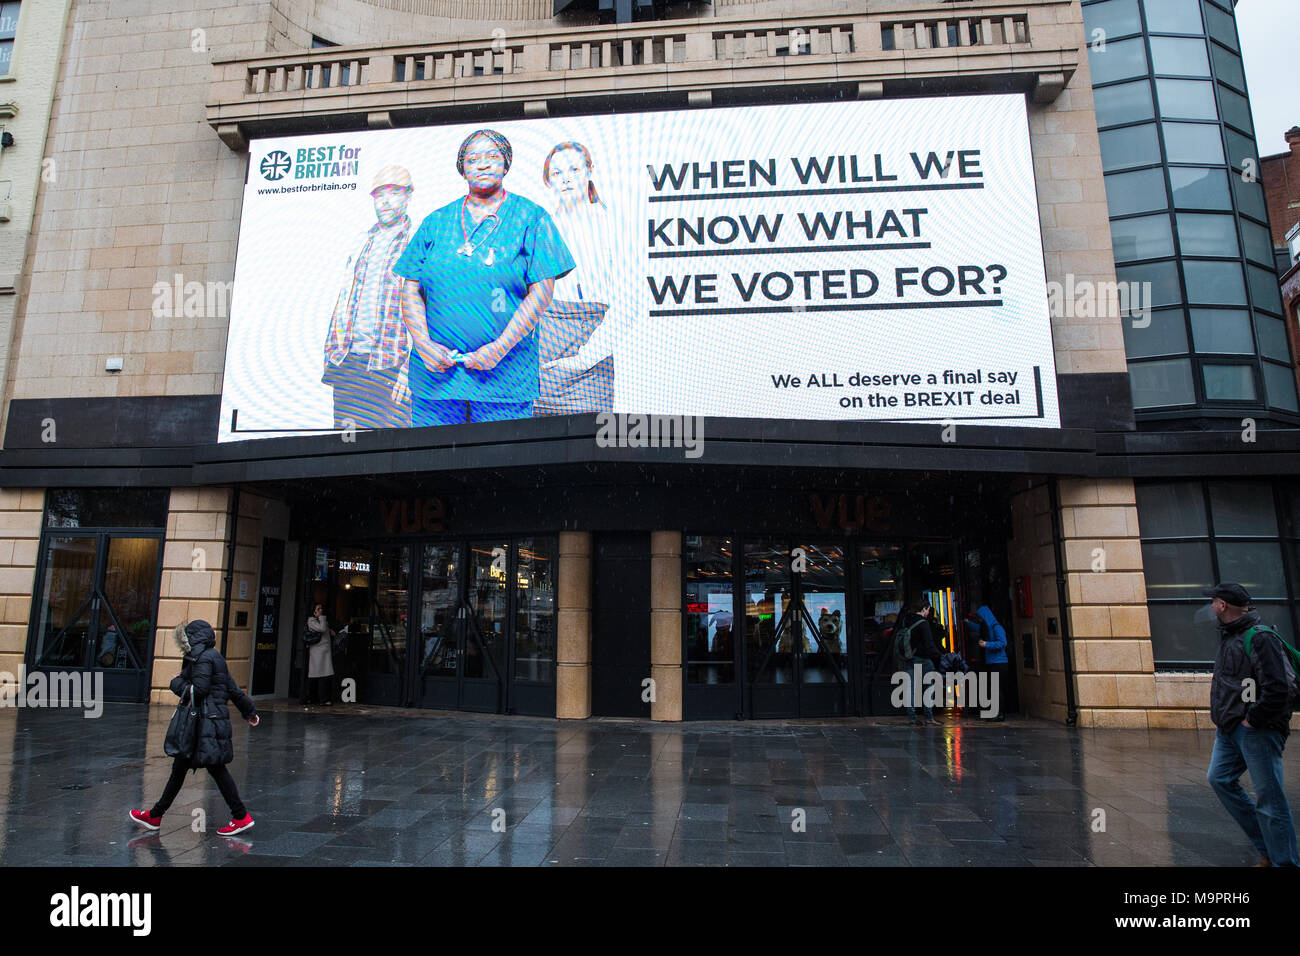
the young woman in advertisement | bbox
[535,141,621,414]
[394,129,576,426]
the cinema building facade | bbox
[0,0,1296,729]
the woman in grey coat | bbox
[304,603,336,706]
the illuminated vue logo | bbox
[259,150,292,181]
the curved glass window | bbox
[1162,122,1224,163]
[1232,176,1267,220]
[1263,362,1300,412]
[1094,79,1154,127]
[1257,316,1292,363]
[1217,85,1253,134]
[1084,0,1142,38]
[1176,212,1239,257]
[1117,260,1183,308]
[1150,36,1210,76]
[1156,79,1218,120]
[1129,358,1195,407]
[1202,0,1238,52]
[1190,308,1252,353]
[1169,166,1231,208]
[1210,43,1245,90]
[1183,260,1245,305]
[1100,123,1162,171]
[1105,167,1168,214]
[1201,363,1255,401]
[1123,307,1189,357]
[1112,214,1175,261]
[1143,0,1203,33]
[1089,36,1149,84]
[1240,219,1274,266]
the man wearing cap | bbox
[1205,582,1299,866]
[322,164,415,429]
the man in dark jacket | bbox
[1205,583,1298,867]
[130,620,260,836]
[898,599,943,726]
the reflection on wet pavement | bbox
[0,705,1290,866]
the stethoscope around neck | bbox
[458,199,502,265]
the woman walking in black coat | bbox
[130,619,260,836]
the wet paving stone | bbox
[0,704,1295,866]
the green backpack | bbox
[1243,625,1300,699]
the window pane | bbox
[1143,0,1203,33]
[1169,166,1231,208]
[1201,363,1255,400]
[1084,0,1142,37]
[1215,541,1286,598]
[685,535,736,684]
[1124,307,1188,357]
[1210,43,1245,90]
[1209,481,1279,535]
[1202,0,1238,51]
[1088,36,1149,85]
[1105,167,1168,214]
[0,39,10,76]
[1137,481,1208,536]
[1247,264,1284,315]
[1111,213,1175,261]
[1117,260,1183,308]
[1094,79,1154,127]
[1162,122,1224,163]
[1257,316,1291,362]
[1149,602,1219,664]
[1217,85,1252,134]
[1176,212,1239,257]
[1225,128,1258,171]
[1252,605,1296,645]
[1190,308,1253,353]
[0,2,16,41]
[44,489,169,529]
[1232,176,1267,220]
[1264,361,1300,412]
[514,538,555,684]
[1184,259,1245,305]
[1150,37,1210,76]
[1100,123,1162,171]
[1156,79,1218,120]
[1129,358,1196,407]
[1240,219,1273,266]
[1141,541,1215,597]
[1284,485,1300,538]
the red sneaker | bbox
[129,809,162,830]
[217,814,254,836]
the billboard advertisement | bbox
[219,94,1059,441]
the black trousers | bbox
[302,675,332,704]
[151,756,246,820]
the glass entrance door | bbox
[30,533,162,702]
[743,540,850,717]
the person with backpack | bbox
[1204,583,1298,867]
[129,619,260,837]
[895,599,943,726]
[975,604,1009,721]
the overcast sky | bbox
[1236,0,1294,156]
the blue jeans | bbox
[413,398,533,426]
[1207,723,1299,866]
[904,657,935,721]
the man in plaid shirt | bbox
[322,165,415,428]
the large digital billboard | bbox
[219,94,1059,441]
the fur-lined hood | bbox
[172,619,217,658]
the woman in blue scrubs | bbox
[395,129,575,426]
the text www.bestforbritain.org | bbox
[256,181,357,195]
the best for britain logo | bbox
[259,150,292,181]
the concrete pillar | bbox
[556,531,592,719]
[0,488,45,676]
[650,530,682,721]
